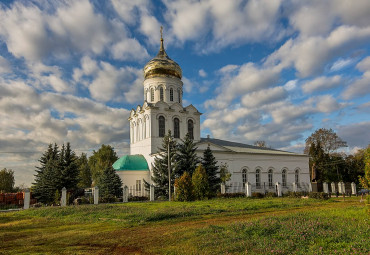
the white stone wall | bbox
[116,170,150,189]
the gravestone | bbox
[292,182,297,192]
[331,182,336,194]
[351,182,356,195]
[323,182,329,193]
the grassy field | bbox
[0,197,369,254]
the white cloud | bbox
[342,57,370,99]
[283,80,298,91]
[241,87,286,108]
[302,75,342,94]
[199,69,207,77]
[111,38,149,61]
[330,58,355,72]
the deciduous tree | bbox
[88,144,118,186]
[174,171,194,201]
[77,153,92,188]
[192,164,209,200]
[0,168,15,192]
[304,128,347,154]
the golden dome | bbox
[143,28,182,80]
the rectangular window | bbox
[136,180,141,192]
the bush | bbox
[175,172,194,201]
[217,192,245,198]
[192,165,209,200]
[251,192,265,198]
[284,191,304,198]
[308,192,329,200]
[99,194,117,203]
[265,192,277,198]
[129,196,148,202]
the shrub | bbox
[217,192,245,198]
[308,192,329,200]
[175,172,194,201]
[251,192,264,198]
[99,194,117,203]
[284,191,304,198]
[265,192,277,198]
[129,196,148,202]
[192,165,209,200]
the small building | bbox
[113,155,150,197]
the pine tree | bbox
[151,131,178,198]
[202,145,220,196]
[192,164,209,200]
[77,153,92,188]
[174,172,194,201]
[98,166,123,199]
[175,133,200,177]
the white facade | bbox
[118,33,310,194]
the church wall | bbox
[196,150,310,193]
[116,171,150,194]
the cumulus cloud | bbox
[198,69,207,77]
[342,57,370,99]
[302,75,342,94]
[241,87,287,108]
[0,56,11,73]
[338,121,370,148]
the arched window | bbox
[174,118,180,138]
[158,116,165,137]
[170,88,173,101]
[187,119,194,140]
[160,87,164,101]
[268,169,273,188]
[295,169,299,187]
[282,169,287,187]
[242,168,247,187]
[151,88,154,102]
[256,169,261,188]
[178,89,181,103]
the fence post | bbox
[245,182,252,197]
[292,182,297,192]
[308,182,312,192]
[61,187,67,207]
[94,186,99,204]
[331,182,336,194]
[221,183,225,194]
[323,182,328,194]
[23,188,30,209]
[150,184,155,201]
[123,186,128,203]
[275,182,282,197]
[351,182,356,195]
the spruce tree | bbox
[98,166,123,199]
[77,153,92,188]
[60,143,79,190]
[176,133,200,177]
[151,131,178,198]
[202,145,220,196]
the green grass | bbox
[0,197,369,254]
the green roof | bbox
[113,155,149,171]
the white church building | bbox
[113,32,310,196]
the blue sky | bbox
[0,0,370,186]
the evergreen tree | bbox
[98,166,123,198]
[175,133,200,177]
[151,131,178,198]
[88,144,118,186]
[60,143,79,190]
[174,172,194,201]
[33,144,60,204]
[202,145,220,196]
[192,164,209,200]
[77,153,92,188]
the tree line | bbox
[32,143,122,204]
[305,128,369,186]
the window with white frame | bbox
[136,180,141,191]
[242,168,247,187]
[282,169,287,187]
[158,116,165,137]
[295,169,299,187]
[160,87,164,101]
[256,169,261,188]
[170,88,173,101]
[174,118,180,138]
[268,169,273,188]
